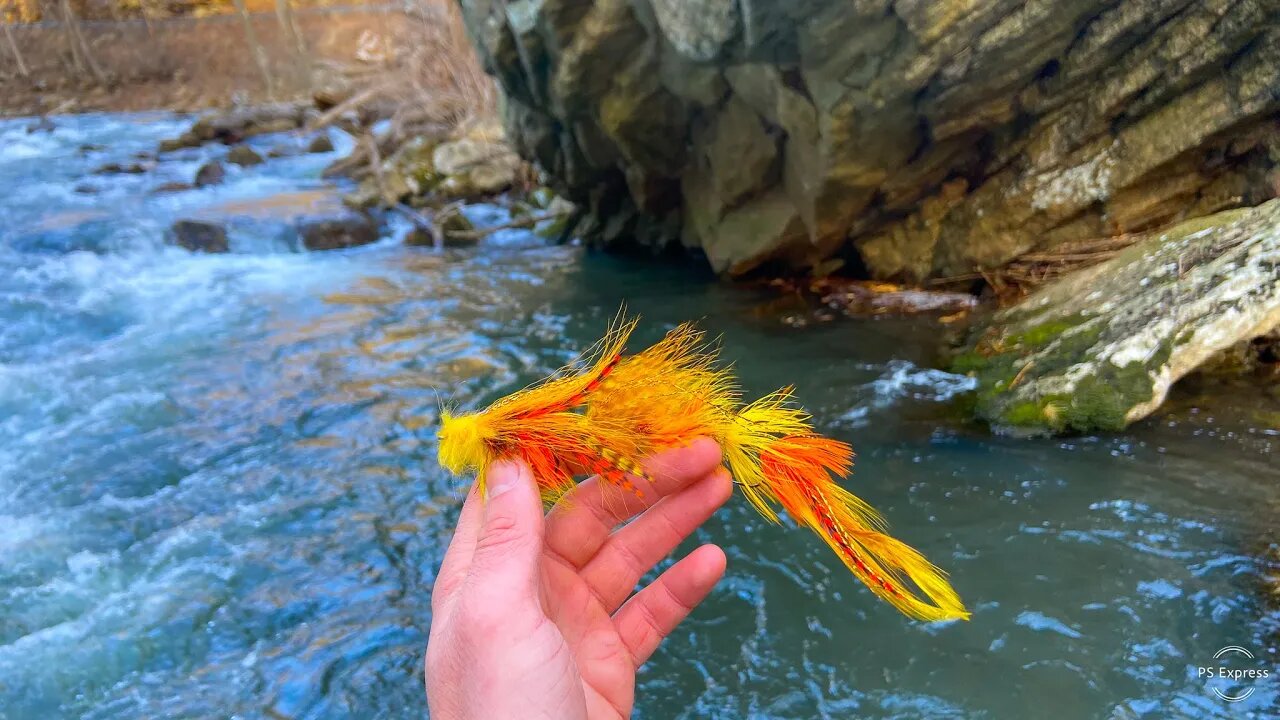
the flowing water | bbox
[1,114,1278,719]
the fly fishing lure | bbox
[437,316,968,622]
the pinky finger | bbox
[612,544,727,667]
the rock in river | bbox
[226,145,265,167]
[297,213,379,251]
[169,220,229,253]
[307,135,335,154]
[157,103,308,152]
[404,208,477,247]
[194,161,226,187]
[952,199,1280,435]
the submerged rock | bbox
[951,200,1280,435]
[297,213,379,251]
[307,135,335,154]
[94,162,149,175]
[194,161,226,187]
[226,145,265,167]
[152,181,194,194]
[169,220,229,253]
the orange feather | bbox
[437,315,968,622]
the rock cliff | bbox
[457,0,1279,281]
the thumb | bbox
[468,458,544,596]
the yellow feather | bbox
[435,313,969,622]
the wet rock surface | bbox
[194,161,226,187]
[225,145,265,167]
[152,181,195,194]
[157,103,308,152]
[404,207,478,247]
[307,134,335,154]
[169,219,230,253]
[458,0,1280,279]
[952,199,1280,435]
[297,212,380,251]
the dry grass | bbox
[398,0,496,131]
[315,0,497,182]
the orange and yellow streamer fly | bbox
[437,316,968,622]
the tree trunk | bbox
[56,0,105,84]
[457,0,1280,283]
[274,0,306,58]
[274,0,309,89]
[2,21,29,78]
[232,0,276,100]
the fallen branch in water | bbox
[307,82,393,133]
[448,211,570,240]
[391,203,443,249]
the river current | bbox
[1,114,1277,719]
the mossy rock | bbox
[951,200,1280,435]
[405,210,477,247]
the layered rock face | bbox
[458,0,1280,281]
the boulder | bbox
[226,145,265,167]
[431,133,522,197]
[297,213,379,251]
[157,103,307,151]
[347,136,442,208]
[169,220,229,253]
[194,161,226,187]
[458,0,1280,279]
[307,134,335,153]
[950,199,1280,435]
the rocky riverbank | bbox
[447,0,1280,434]
[136,97,572,254]
[950,200,1280,435]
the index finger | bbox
[543,438,722,569]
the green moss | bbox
[957,309,1170,434]
[1002,401,1050,427]
[1006,318,1080,349]
[948,349,991,375]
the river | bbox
[1,114,1277,719]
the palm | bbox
[429,439,730,720]
[538,557,639,717]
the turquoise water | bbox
[1,114,1277,719]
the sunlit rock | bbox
[951,199,1280,434]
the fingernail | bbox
[487,459,524,498]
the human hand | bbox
[425,438,730,719]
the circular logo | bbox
[1197,646,1271,703]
